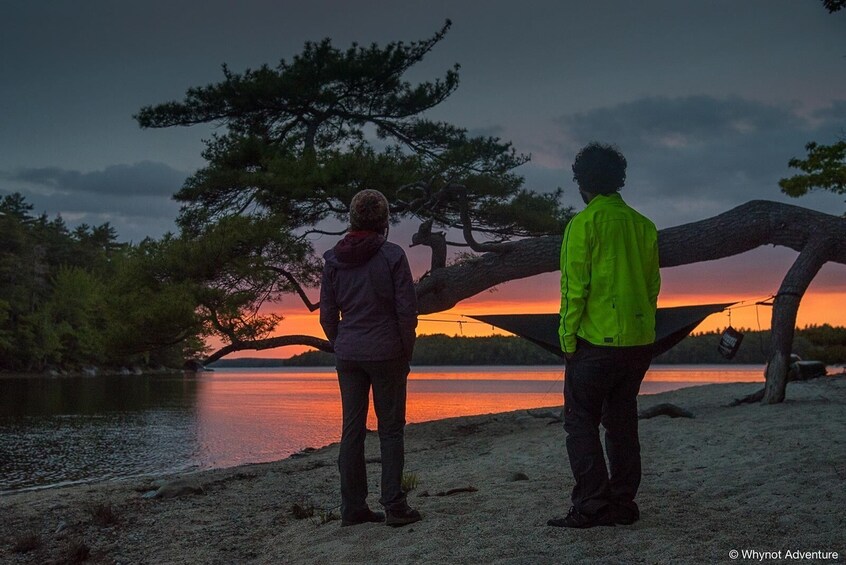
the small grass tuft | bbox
[62,539,91,564]
[88,502,120,527]
[290,501,315,520]
[314,509,338,526]
[401,471,419,493]
[12,531,40,554]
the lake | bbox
[0,365,765,493]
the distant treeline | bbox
[6,188,841,374]
[212,334,562,368]
[654,325,846,365]
[0,194,202,372]
[212,325,846,368]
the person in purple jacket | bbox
[320,189,421,528]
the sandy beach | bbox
[2,376,844,564]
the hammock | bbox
[468,303,733,360]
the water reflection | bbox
[0,373,199,416]
[0,366,765,492]
[193,373,343,469]
[0,374,202,492]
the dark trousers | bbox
[563,340,652,515]
[336,357,409,520]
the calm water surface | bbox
[0,365,764,493]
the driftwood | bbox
[419,486,478,497]
[526,403,694,421]
[729,388,766,407]
[526,408,563,422]
[638,403,694,419]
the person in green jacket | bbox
[548,142,661,529]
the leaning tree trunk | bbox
[414,200,845,405]
[416,200,846,313]
[763,235,836,404]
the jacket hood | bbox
[328,231,386,266]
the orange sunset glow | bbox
[229,255,846,359]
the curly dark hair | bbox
[571,142,627,194]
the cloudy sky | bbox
[3,0,845,336]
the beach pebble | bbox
[507,472,529,482]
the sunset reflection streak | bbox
[193,365,766,470]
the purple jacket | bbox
[319,232,418,361]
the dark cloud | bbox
[811,100,846,124]
[0,184,180,240]
[4,161,187,197]
[559,96,804,144]
[0,161,186,241]
[550,96,846,227]
[0,189,179,243]
[3,1,845,244]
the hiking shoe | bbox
[547,506,615,528]
[612,503,640,525]
[385,506,422,527]
[341,509,385,527]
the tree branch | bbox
[205,304,239,342]
[266,266,320,311]
[302,228,348,237]
[457,189,511,253]
[411,219,447,270]
[204,334,332,365]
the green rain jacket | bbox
[559,192,661,354]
